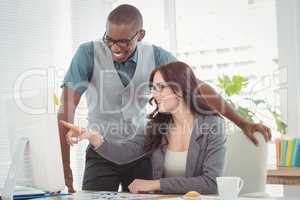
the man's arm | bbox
[57,86,81,193]
[197,80,272,144]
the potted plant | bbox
[217,75,287,135]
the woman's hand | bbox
[60,120,103,148]
[128,179,160,194]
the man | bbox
[58,4,271,193]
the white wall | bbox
[0,0,109,189]
[113,0,173,50]
[71,0,111,51]
[276,0,300,137]
[0,0,72,187]
[69,0,110,189]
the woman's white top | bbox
[164,149,188,177]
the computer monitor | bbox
[2,89,65,200]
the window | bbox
[0,0,110,190]
[175,0,281,138]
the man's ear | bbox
[138,29,145,41]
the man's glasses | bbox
[150,83,169,92]
[102,30,140,48]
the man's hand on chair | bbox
[241,122,272,145]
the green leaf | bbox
[267,108,287,134]
[217,75,248,96]
[246,98,266,106]
[275,119,287,135]
[217,75,231,91]
[232,76,248,87]
[236,106,254,122]
[272,111,287,134]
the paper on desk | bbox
[161,197,279,200]
[161,195,220,200]
[71,191,161,200]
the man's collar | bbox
[127,47,138,63]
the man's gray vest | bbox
[85,41,155,143]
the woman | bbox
[61,61,226,194]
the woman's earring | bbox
[176,96,181,101]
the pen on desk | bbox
[14,193,70,200]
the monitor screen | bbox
[3,89,65,196]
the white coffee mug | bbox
[216,177,244,200]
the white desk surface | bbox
[34,187,299,200]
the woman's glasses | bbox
[150,83,169,92]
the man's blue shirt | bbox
[63,42,177,95]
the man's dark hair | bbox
[107,4,143,29]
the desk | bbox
[267,167,300,185]
[27,191,299,200]
[47,191,179,200]
[267,167,300,197]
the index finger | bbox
[261,125,271,142]
[263,131,269,142]
[269,131,272,141]
[266,127,272,141]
